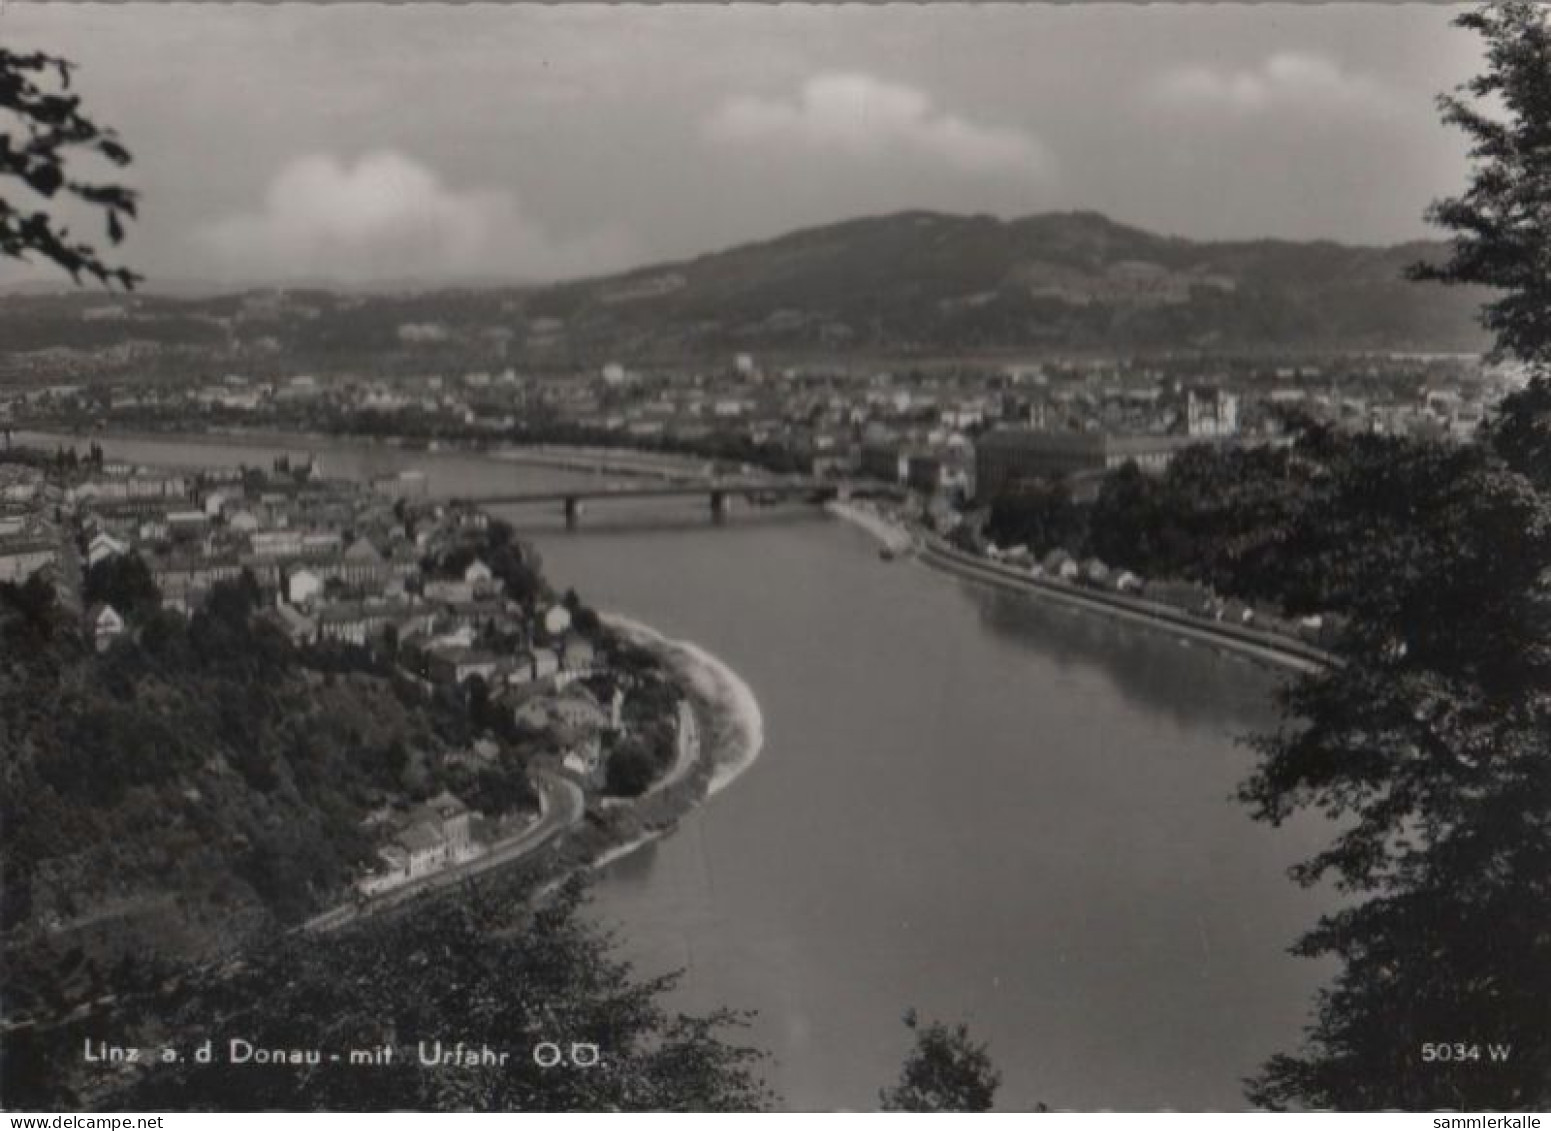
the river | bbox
[22,430,1334,1111]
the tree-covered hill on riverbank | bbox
[2,871,777,1112]
[0,568,543,1021]
[981,419,1539,628]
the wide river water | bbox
[25,431,1334,1110]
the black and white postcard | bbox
[0,1,1546,1114]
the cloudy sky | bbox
[1,3,1483,288]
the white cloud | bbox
[1151,52,1403,119]
[197,152,635,282]
[704,72,1055,181]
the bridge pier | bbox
[564,496,581,530]
[709,490,727,525]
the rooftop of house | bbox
[423,789,469,819]
[395,821,446,854]
[85,602,120,624]
[315,599,410,623]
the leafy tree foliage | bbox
[1240,8,1551,1103]
[69,877,774,1112]
[604,741,658,798]
[1238,436,1551,1107]
[422,517,548,607]
[82,552,160,620]
[1085,444,1317,603]
[984,476,1084,552]
[1086,462,1163,568]
[1411,1,1551,489]
[0,575,506,1002]
[997,437,1326,610]
[1488,373,1551,491]
[1411,2,1551,366]
[879,1010,1002,1113]
[0,47,139,286]
[466,760,538,816]
[0,571,63,649]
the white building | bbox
[1187,389,1240,438]
[87,603,125,652]
[286,567,324,607]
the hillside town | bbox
[0,448,683,901]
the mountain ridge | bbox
[517,208,1486,358]
[0,209,1489,366]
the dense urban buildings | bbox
[1,344,1502,512]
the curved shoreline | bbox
[603,612,766,797]
[572,614,766,873]
[824,499,917,556]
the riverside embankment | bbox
[919,537,1335,675]
[822,494,1331,674]
[573,614,766,872]
[824,499,918,556]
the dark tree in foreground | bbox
[879,1010,1002,1113]
[0,47,138,287]
[1239,438,1551,1109]
[66,877,772,1112]
[1244,3,1551,1108]
[1411,0,1551,488]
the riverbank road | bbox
[302,770,586,935]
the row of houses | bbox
[76,464,432,617]
[0,465,65,585]
[74,470,189,502]
[413,626,597,689]
[981,541,1335,645]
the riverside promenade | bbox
[920,537,1335,675]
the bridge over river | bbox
[466,479,841,527]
